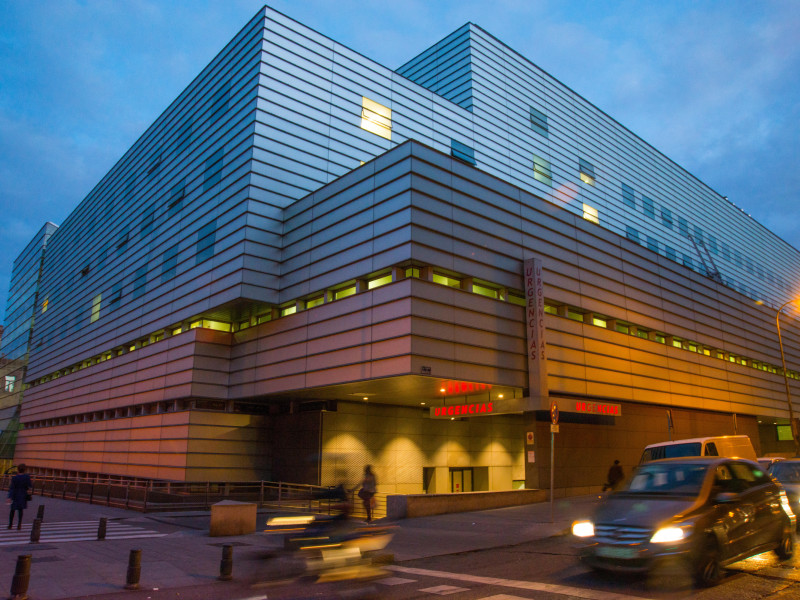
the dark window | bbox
[626,226,640,244]
[721,242,730,261]
[665,246,677,262]
[661,207,673,229]
[678,217,690,237]
[109,282,122,311]
[533,154,552,185]
[132,265,147,298]
[161,244,179,282]
[196,220,216,264]
[733,248,743,266]
[147,153,162,176]
[450,139,476,165]
[622,184,636,210]
[578,158,595,183]
[646,236,659,252]
[175,118,193,154]
[140,205,155,237]
[692,225,704,245]
[642,196,655,219]
[116,228,129,252]
[204,148,224,191]
[707,234,718,254]
[682,253,694,270]
[168,183,185,217]
[529,107,548,137]
[209,80,231,123]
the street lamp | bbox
[761,299,800,457]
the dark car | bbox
[572,457,795,586]
[769,459,800,528]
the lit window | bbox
[582,203,599,224]
[4,375,15,393]
[432,274,461,288]
[90,293,102,323]
[655,333,666,344]
[529,107,548,137]
[622,184,636,210]
[508,293,526,306]
[472,284,498,299]
[636,328,649,339]
[256,313,272,324]
[281,305,297,317]
[368,275,393,289]
[201,320,231,332]
[42,297,48,313]
[450,140,476,165]
[578,159,595,185]
[566,308,583,322]
[405,267,420,279]
[592,316,607,327]
[305,296,325,309]
[615,322,630,334]
[672,338,683,348]
[335,286,356,300]
[543,303,559,315]
[361,97,392,140]
[533,154,552,185]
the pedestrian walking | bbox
[7,463,33,530]
[356,465,377,522]
[603,459,624,492]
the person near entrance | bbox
[356,465,377,522]
[603,460,625,492]
[6,464,33,530]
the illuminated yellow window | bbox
[432,274,461,288]
[592,316,608,328]
[473,284,498,299]
[702,348,711,356]
[508,293,526,306]
[90,294,102,323]
[582,203,599,224]
[335,286,356,300]
[672,338,683,348]
[202,320,231,332]
[405,267,420,279]
[361,97,392,140]
[190,320,202,329]
[636,329,648,339]
[305,296,325,309]
[544,303,559,315]
[281,305,297,317]
[256,313,272,324]
[42,298,49,313]
[615,322,630,334]
[152,332,164,342]
[688,342,698,352]
[655,333,666,344]
[566,308,584,322]
[579,159,596,185]
[171,326,182,336]
[368,275,393,290]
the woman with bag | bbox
[7,463,33,530]
[356,465,377,523]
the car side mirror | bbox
[713,491,738,504]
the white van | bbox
[639,435,757,464]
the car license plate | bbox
[596,545,636,559]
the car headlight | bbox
[650,526,686,543]
[572,520,594,537]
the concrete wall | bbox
[387,489,547,519]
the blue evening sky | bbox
[1,0,799,323]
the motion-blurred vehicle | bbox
[758,456,785,470]
[639,435,757,463]
[768,459,800,529]
[572,457,795,587]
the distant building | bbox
[5,6,799,493]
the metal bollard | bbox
[29,519,42,543]
[9,554,32,600]
[36,504,45,522]
[124,549,142,590]
[97,517,107,540]
[218,544,233,581]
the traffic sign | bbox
[550,400,559,425]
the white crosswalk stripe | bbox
[0,519,167,545]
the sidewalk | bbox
[1,493,600,599]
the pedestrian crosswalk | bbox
[0,519,167,545]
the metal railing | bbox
[0,474,386,520]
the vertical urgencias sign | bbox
[524,258,549,405]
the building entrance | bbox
[450,467,473,493]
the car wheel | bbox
[775,525,794,561]
[693,537,722,587]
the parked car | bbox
[758,456,785,471]
[639,435,757,463]
[572,457,795,586]
[768,459,800,528]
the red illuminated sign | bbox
[431,402,494,418]
[575,401,620,416]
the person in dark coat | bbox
[603,459,625,492]
[7,463,33,530]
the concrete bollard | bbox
[9,554,32,600]
[36,505,45,522]
[124,549,142,590]
[97,517,107,540]
[29,519,42,543]
[218,544,233,581]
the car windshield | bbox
[770,462,800,483]
[623,462,708,495]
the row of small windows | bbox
[549,301,800,380]
[29,262,798,391]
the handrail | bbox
[0,474,387,519]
